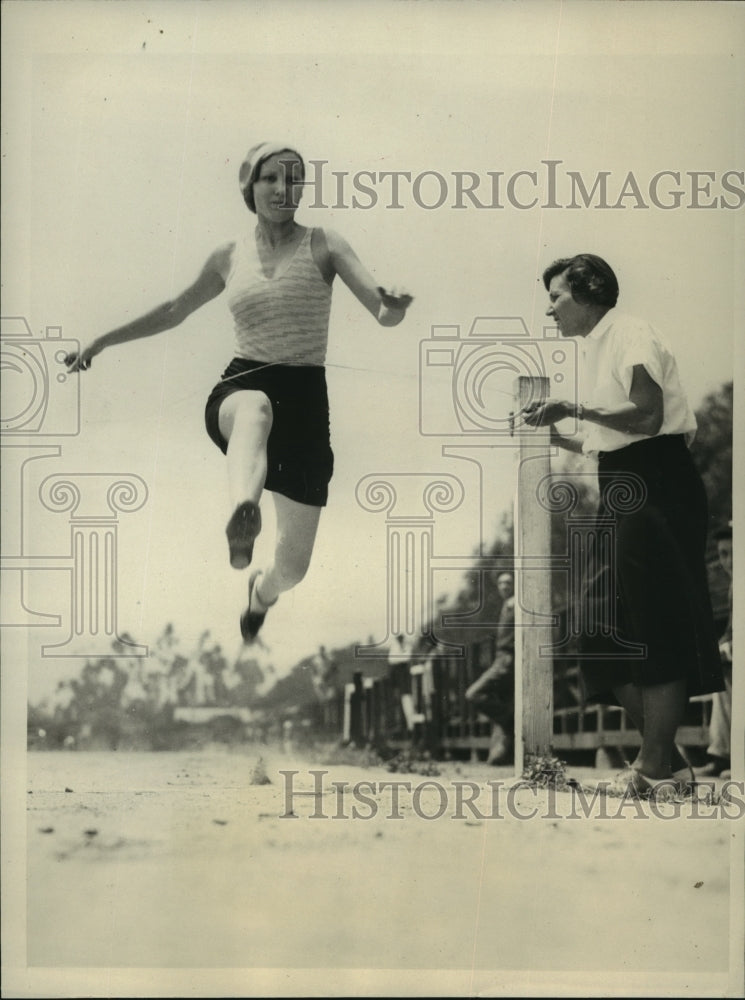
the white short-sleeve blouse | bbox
[578,309,697,455]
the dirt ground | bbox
[5,747,745,997]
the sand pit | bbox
[7,747,744,997]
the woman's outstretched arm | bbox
[65,244,232,371]
[320,228,413,327]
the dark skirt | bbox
[204,358,334,507]
[578,434,724,702]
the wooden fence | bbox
[338,641,713,762]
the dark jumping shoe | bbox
[240,570,277,643]
[226,501,261,570]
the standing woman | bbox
[66,141,413,642]
[524,253,723,797]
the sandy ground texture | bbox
[6,747,745,998]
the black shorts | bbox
[204,358,334,507]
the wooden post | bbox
[513,375,554,775]
[350,671,364,745]
[342,682,354,744]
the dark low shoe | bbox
[240,570,277,643]
[226,500,262,570]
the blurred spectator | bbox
[696,523,733,778]
[465,572,515,763]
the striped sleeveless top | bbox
[223,227,332,366]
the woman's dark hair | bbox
[542,254,619,308]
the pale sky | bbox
[2,0,743,700]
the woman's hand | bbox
[64,342,101,373]
[522,399,572,426]
[522,400,584,452]
[376,286,413,327]
[377,286,414,312]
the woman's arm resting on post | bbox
[323,228,413,326]
[64,245,230,372]
[523,365,663,440]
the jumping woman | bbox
[65,141,413,642]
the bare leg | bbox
[251,492,322,611]
[613,681,690,775]
[612,683,645,737]
[465,664,501,704]
[636,679,688,778]
[218,390,273,509]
